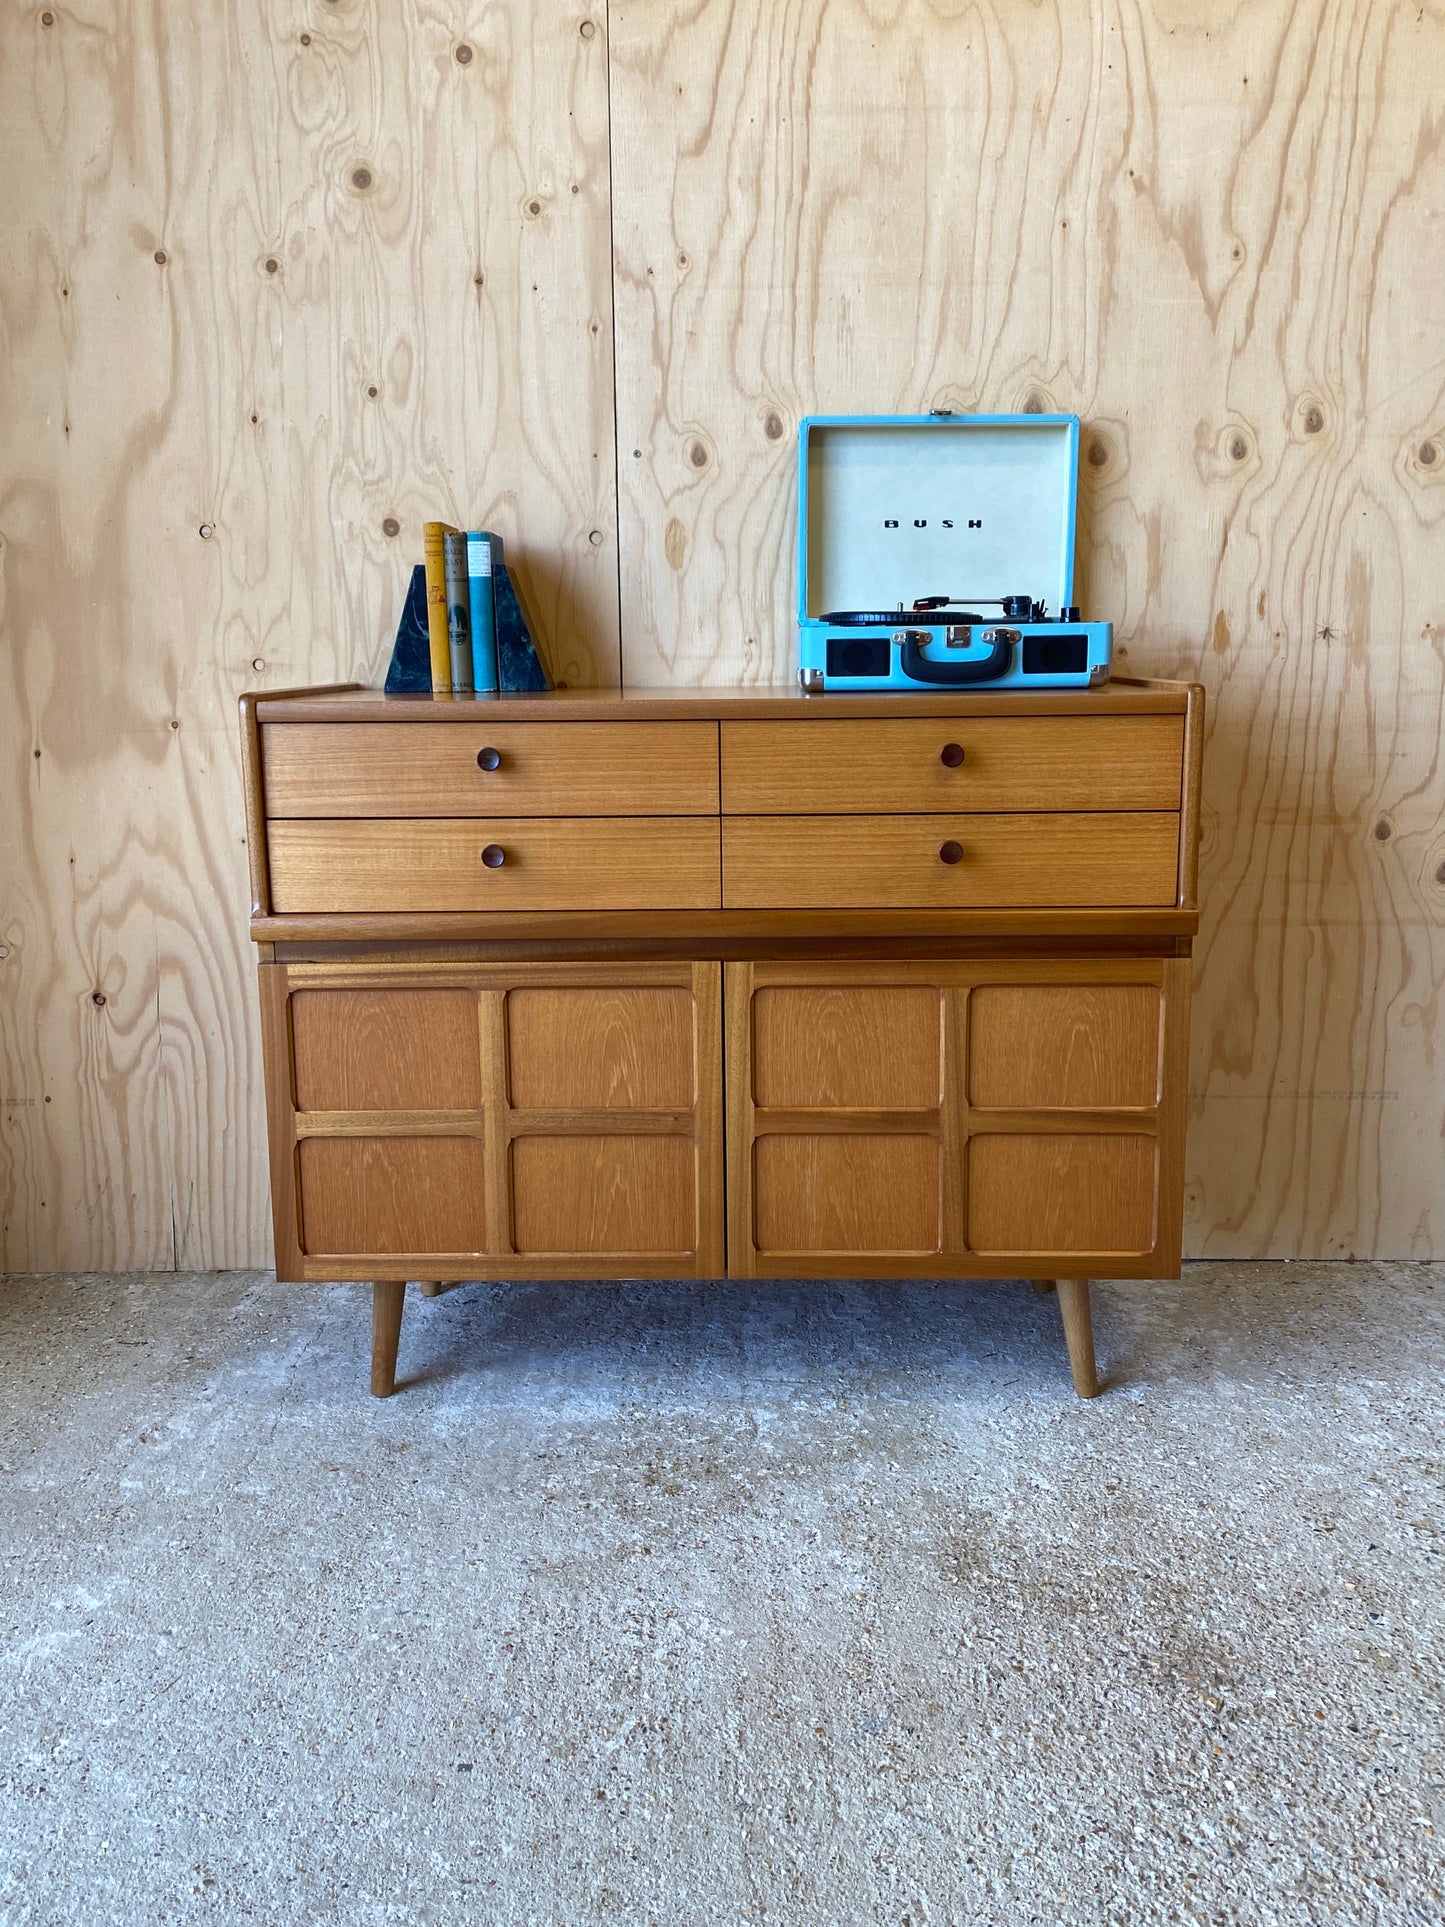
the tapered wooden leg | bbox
[370,1281,406,1397]
[1055,1279,1100,1399]
[1030,1278,1057,1294]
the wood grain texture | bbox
[298,1135,489,1258]
[262,721,719,818]
[265,956,723,1281]
[254,683,1190,721]
[506,985,696,1107]
[511,1135,696,1253]
[966,1135,1158,1257]
[727,956,1185,1279]
[290,988,483,1112]
[967,985,1162,1109]
[751,985,943,1109]
[752,1135,943,1257]
[722,813,1180,910]
[0,2,616,1270]
[720,717,1185,814]
[267,817,723,914]
[609,1,1445,1258]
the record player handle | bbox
[898,628,1014,685]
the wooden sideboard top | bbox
[246,677,1196,724]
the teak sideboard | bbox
[240,680,1204,1399]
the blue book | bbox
[466,531,498,693]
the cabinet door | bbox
[260,961,723,1282]
[726,958,1189,1280]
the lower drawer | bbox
[268,818,722,913]
[722,813,1180,909]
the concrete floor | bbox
[0,1264,1441,1926]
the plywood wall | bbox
[0,1,618,1270]
[608,0,1445,1261]
[2,1,1442,1269]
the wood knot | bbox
[1087,437,1109,468]
[154,250,167,265]
[367,384,378,399]
[455,43,473,64]
[351,166,373,191]
[264,257,279,274]
[1420,441,1438,467]
[382,517,400,538]
[91,991,106,1008]
[41,9,54,23]
[251,658,265,672]
[1230,434,1249,462]
[1304,405,1324,435]
[1373,818,1392,841]
[688,440,708,468]
[764,411,785,442]
[299,32,311,46]
[588,528,604,547]
[580,18,597,38]
[1436,859,1445,886]
[527,199,542,216]
[198,523,214,539]
[1023,390,1046,415]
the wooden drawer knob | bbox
[480,844,507,868]
[939,742,966,768]
[938,840,964,865]
[476,746,502,771]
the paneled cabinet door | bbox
[259,960,724,1282]
[725,958,1190,1280]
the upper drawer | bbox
[269,818,721,914]
[720,716,1183,814]
[262,721,719,818]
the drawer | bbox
[722,813,1179,909]
[720,716,1183,814]
[268,818,721,913]
[261,721,719,817]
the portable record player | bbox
[796,412,1111,691]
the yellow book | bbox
[423,522,458,694]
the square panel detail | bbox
[968,985,1161,1109]
[511,1136,696,1253]
[507,987,695,1108]
[753,1135,941,1254]
[966,1134,1157,1254]
[751,986,944,1109]
[298,1137,486,1255]
[291,989,482,1112]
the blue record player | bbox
[796,413,1111,692]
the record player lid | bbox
[798,414,1079,624]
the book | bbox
[422,521,457,694]
[466,532,498,693]
[442,529,474,693]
